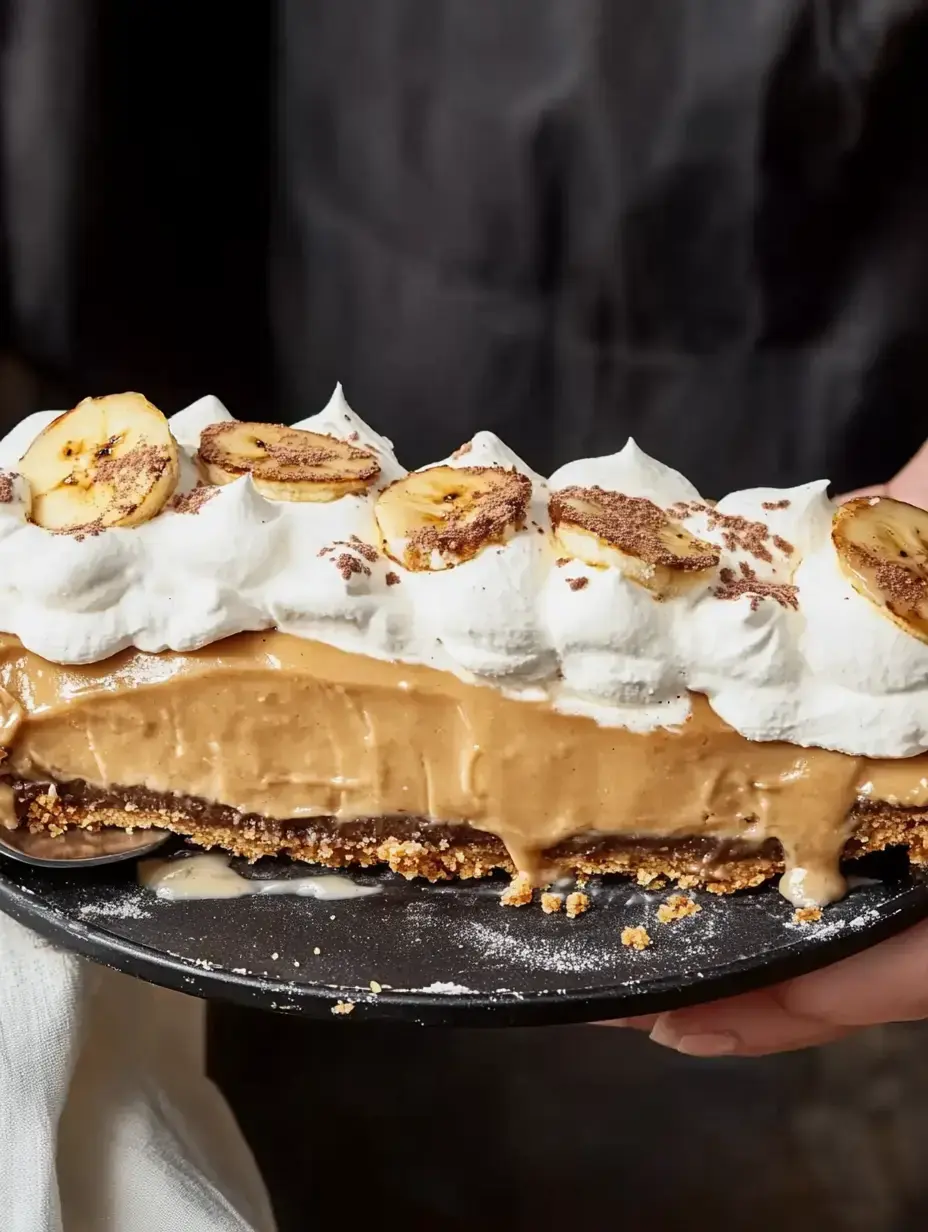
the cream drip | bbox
[138,853,381,902]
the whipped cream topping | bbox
[1,387,927,759]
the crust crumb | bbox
[369,980,382,994]
[331,1000,355,1015]
[621,926,652,950]
[565,891,590,918]
[793,906,822,924]
[540,891,562,914]
[656,894,701,924]
[501,872,533,907]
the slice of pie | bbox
[2,388,928,911]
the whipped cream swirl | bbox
[1,387,927,759]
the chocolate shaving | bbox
[0,472,14,504]
[567,576,589,591]
[332,552,371,582]
[555,557,569,567]
[708,510,773,562]
[57,443,175,539]
[403,467,531,567]
[167,484,218,515]
[94,442,169,490]
[714,562,799,612]
[550,487,718,571]
[347,534,379,563]
[669,499,794,562]
[876,559,928,612]
[385,571,401,586]
[319,536,379,563]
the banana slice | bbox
[549,485,719,597]
[197,421,379,502]
[18,393,179,534]
[375,465,532,571]
[833,495,928,643]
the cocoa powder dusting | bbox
[772,534,794,555]
[319,537,379,563]
[198,422,379,482]
[95,442,170,491]
[385,571,401,586]
[550,487,718,571]
[876,559,928,612]
[0,472,13,504]
[347,534,379,563]
[715,562,799,612]
[668,499,794,562]
[567,576,589,591]
[332,553,372,582]
[707,510,773,562]
[168,485,218,515]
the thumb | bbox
[886,437,928,507]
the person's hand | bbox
[612,439,928,1057]
[841,436,928,504]
[612,917,928,1056]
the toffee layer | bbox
[3,630,928,905]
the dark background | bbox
[4,2,928,1227]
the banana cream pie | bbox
[2,388,928,909]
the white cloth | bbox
[0,913,277,1232]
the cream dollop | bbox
[2,392,928,757]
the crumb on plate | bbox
[657,894,701,924]
[621,926,652,951]
[565,891,590,919]
[501,872,533,907]
[793,906,822,925]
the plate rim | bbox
[2,863,928,1027]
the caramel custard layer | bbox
[2,631,928,903]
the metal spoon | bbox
[0,826,172,869]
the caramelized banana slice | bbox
[833,495,928,644]
[18,393,178,533]
[549,485,719,597]
[375,464,531,571]
[197,421,380,503]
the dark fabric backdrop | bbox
[2,0,928,492]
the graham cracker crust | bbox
[8,778,928,895]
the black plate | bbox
[1,845,927,1027]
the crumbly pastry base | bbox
[9,779,928,896]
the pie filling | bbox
[3,630,928,908]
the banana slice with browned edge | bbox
[375,464,532,571]
[833,495,928,644]
[197,421,380,502]
[549,485,719,597]
[18,393,179,534]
